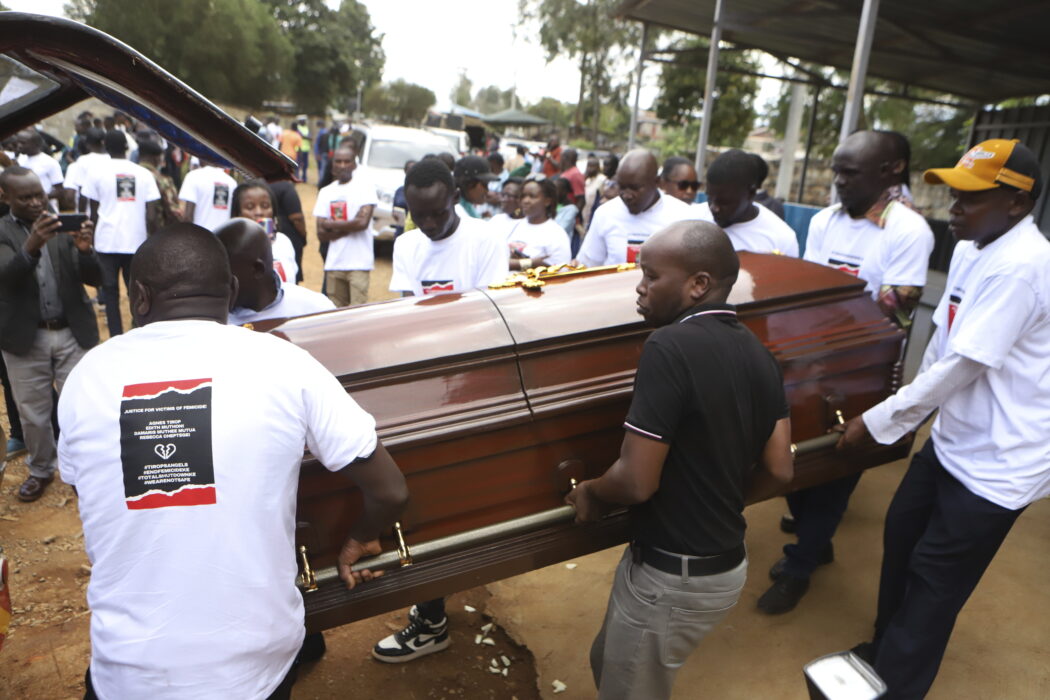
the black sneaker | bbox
[757,574,810,614]
[850,641,877,666]
[768,543,835,580]
[780,514,796,534]
[372,605,450,663]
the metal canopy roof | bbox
[617,0,1050,103]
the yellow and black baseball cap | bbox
[924,139,1043,197]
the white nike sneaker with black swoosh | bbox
[372,605,451,663]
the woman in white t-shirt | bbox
[487,177,525,240]
[507,177,572,271]
[231,181,300,285]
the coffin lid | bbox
[0,12,296,181]
[273,253,865,377]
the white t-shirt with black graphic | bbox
[272,232,299,285]
[228,282,335,325]
[803,202,934,298]
[505,218,572,267]
[313,175,379,272]
[577,192,691,266]
[178,165,238,232]
[688,202,800,257]
[922,216,1050,509]
[80,157,161,254]
[389,216,508,296]
[58,320,377,700]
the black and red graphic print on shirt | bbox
[626,236,646,264]
[116,175,136,201]
[421,280,454,295]
[119,378,215,510]
[828,257,861,277]
[213,183,230,209]
[948,293,961,330]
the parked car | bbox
[425,126,469,157]
[344,124,449,238]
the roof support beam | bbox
[627,22,649,151]
[694,0,724,175]
[839,0,880,143]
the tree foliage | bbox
[654,40,761,149]
[364,80,436,126]
[67,0,294,108]
[473,85,516,116]
[261,0,384,114]
[527,97,575,129]
[67,0,383,114]
[765,65,971,171]
[519,0,639,142]
[450,71,473,107]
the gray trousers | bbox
[591,546,747,700]
[2,328,87,479]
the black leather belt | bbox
[633,542,745,577]
[38,318,68,330]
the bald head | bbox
[216,218,276,311]
[635,221,739,326]
[653,221,739,292]
[616,149,661,214]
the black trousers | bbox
[417,597,446,622]
[98,252,134,337]
[872,439,1024,699]
[0,352,22,441]
[84,663,297,699]
[783,472,862,578]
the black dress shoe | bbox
[17,475,53,502]
[758,574,810,614]
[768,543,835,580]
[780,514,796,534]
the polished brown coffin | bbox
[262,253,912,632]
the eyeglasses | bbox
[674,180,701,191]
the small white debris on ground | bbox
[481,622,493,633]
[464,605,477,613]
[565,563,578,570]
[501,655,511,667]
[552,679,568,693]
[474,634,483,645]
[482,637,496,646]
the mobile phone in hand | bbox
[57,214,87,232]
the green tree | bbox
[527,97,575,130]
[66,0,294,108]
[520,0,639,142]
[654,40,761,149]
[261,0,384,114]
[765,66,972,171]
[365,80,435,126]
[473,85,515,115]
[451,71,473,107]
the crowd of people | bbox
[1,105,1048,700]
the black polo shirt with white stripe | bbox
[625,302,788,556]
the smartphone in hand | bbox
[57,214,87,232]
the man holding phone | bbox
[0,166,101,502]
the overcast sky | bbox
[4,0,674,112]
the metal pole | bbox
[797,84,822,203]
[627,22,648,151]
[838,0,880,143]
[776,79,807,199]
[694,0,725,175]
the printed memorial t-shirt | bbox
[271,232,299,284]
[18,151,64,192]
[313,175,379,272]
[389,216,508,296]
[577,192,691,266]
[803,202,934,299]
[228,281,336,325]
[178,166,238,232]
[925,216,1050,509]
[688,202,799,257]
[505,219,572,267]
[58,320,377,699]
[80,157,161,254]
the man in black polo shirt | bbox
[568,220,794,699]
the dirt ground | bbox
[0,180,541,699]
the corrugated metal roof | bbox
[617,0,1050,103]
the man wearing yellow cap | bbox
[836,139,1050,698]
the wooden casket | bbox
[259,254,912,633]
